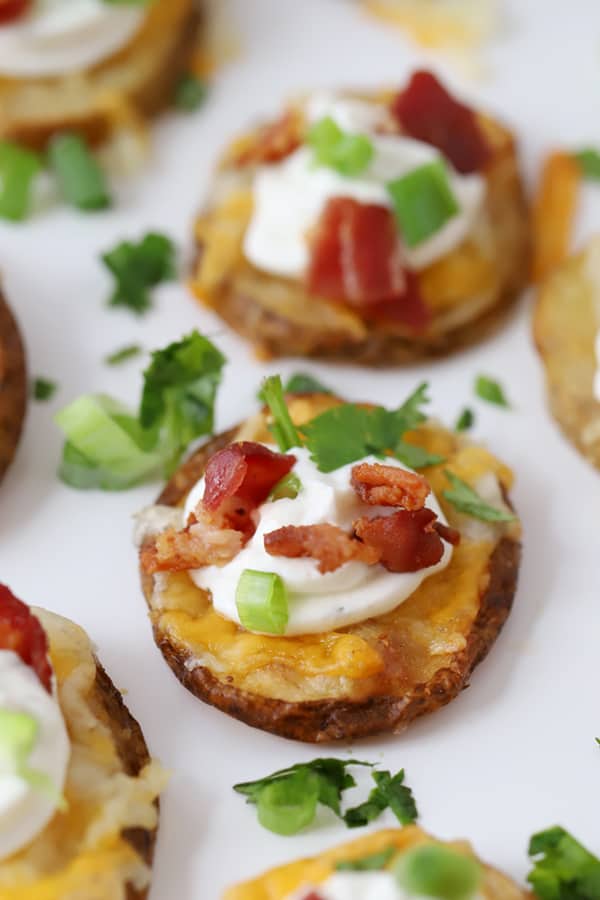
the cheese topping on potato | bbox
[287,870,480,900]
[182,445,453,636]
[244,93,484,279]
[0,0,146,77]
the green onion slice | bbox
[0,141,42,222]
[48,133,111,211]
[387,160,459,247]
[308,116,374,177]
[261,375,303,452]
[175,74,209,111]
[0,709,66,810]
[256,769,320,835]
[236,569,289,635]
[269,472,302,501]
[395,844,482,900]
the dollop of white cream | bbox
[289,871,483,900]
[0,651,69,861]
[183,446,452,636]
[0,0,146,78]
[243,93,484,279]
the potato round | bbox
[224,826,528,900]
[534,240,600,470]
[140,394,521,743]
[191,91,530,365]
[0,0,200,148]
[0,289,27,484]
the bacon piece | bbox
[351,462,430,511]
[0,584,52,693]
[433,521,461,546]
[302,894,326,900]
[202,442,296,515]
[264,523,379,574]
[141,514,243,575]
[0,0,30,24]
[368,269,431,332]
[233,112,302,167]
[391,70,491,175]
[354,508,446,573]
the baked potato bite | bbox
[191,70,529,364]
[0,0,200,149]
[138,391,521,743]
[533,238,600,470]
[0,585,166,900]
[0,288,26,483]
[223,826,528,899]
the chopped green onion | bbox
[104,344,143,366]
[336,847,396,872]
[256,769,320,836]
[102,232,176,314]
[474,375,509,407]
[261,375,303,452]
[575,148,600,180]
[48,133,111,211]
[269,472,302,500]
[387,160,459,247]
[455,408,474,432]
[33,378,57,402]
[0,709,66,810]
[442,470,516,523]
[175,74,208,111]
[235,570,289,635]
[0,141,42,221]
[395,845,482,900]
[308,116,374,177]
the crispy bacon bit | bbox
[351,462,430,511]
[0,0,30,24]
[202,442,296,514]
[433,521,461,546]
[264,523,379,574]
[140,514,243,575]
[354,508,446,573]
[302,894,326,900]
[391,70,491,175]
[0,584,52,692]
[233,112,302,167]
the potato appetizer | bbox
[223,826,527,899]
[191,70,529,364]
[0,584,166,899]
[533,238,600,470]
[0,288,26,483]
[137,385,521,742]
[0,0,200,148]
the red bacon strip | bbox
[351,462,430,511]
[433,521,461,546]
[391,70,491,175]
[202,442,296,515]
[0,584,52,693]
[0,0,30,24]
[140,513,243,575]
[354,508,447,573]
[233,112,302,167]
[264,523,379,574]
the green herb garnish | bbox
[261,375,303,452]
[308,116,374,176]
[527,826,600,900]
[336,847,396,872]
[442,470,516,523]
[575,148,600,180]
[0,709,66,810]
[235,570,289,635]
[344,769,417,828]
[33,378,57,402]
[284,372,333,396]
[395,844,481,900]
[474,375,509,408]
[269,472,302,500]
[387,160,459,247]
[175,74,208,111]
[48,133,111,211]
[104,344,143,366]
[102,232,176,314]
[0,141,42,222]
[455,408,474,432]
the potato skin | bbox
[0,0,200,149]
[534,244,600,470]
[0,290,27,484]
[141,404,521,743]
[192,107,530,365]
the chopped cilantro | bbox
[474,375,509,408]
[527,826,600,900]
[284,372,333,396]
[442,470,516,523]
[344,769,417,828]
[575,148,600,180]
[175,74,208,112]
[455,408,474,432]
[104,344,143,366]
[102,232,176,314]
[32,378,57,402]
[336,847,396,872]
[393,440,445,469]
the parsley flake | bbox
[102,232,176,315]
[33,378,57,402]
[344,768,418,828]
[575,148,600,180]
[474,375,509,408]
[455,408,475,432]
[527,826,600,900]
[442,470,516,523]
[104,344,143,366]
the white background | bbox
[1,1,600,897]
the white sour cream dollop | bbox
[289,871,482,900]
[0,651,69,861]
[0,0,146,78]
[183,445,452,636]
[243,93,484,279]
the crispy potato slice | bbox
[534,239,600,470]
[224,826,528,900]
[0,289,27,484]
[531,151,581,284]
[140,395,521,743]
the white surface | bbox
[1,0,600,897]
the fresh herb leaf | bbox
[48,133,111,211]
[442,470,516,523]
[175,74,208,111]
[32,378,57,402]
[308,116,374,177]
[102,232,176,314]
[575,148,600,180]
[455,408,474,432]
[343,785,389,828]
[596,738,600,747]
[261,375,303,452]
[527,826,600,900]
[104,344,143,366]
[336,847,396,872]
[474,375,509,408]
[393,440,445,469]
[284,372,333,396]
[344,768,417,828]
